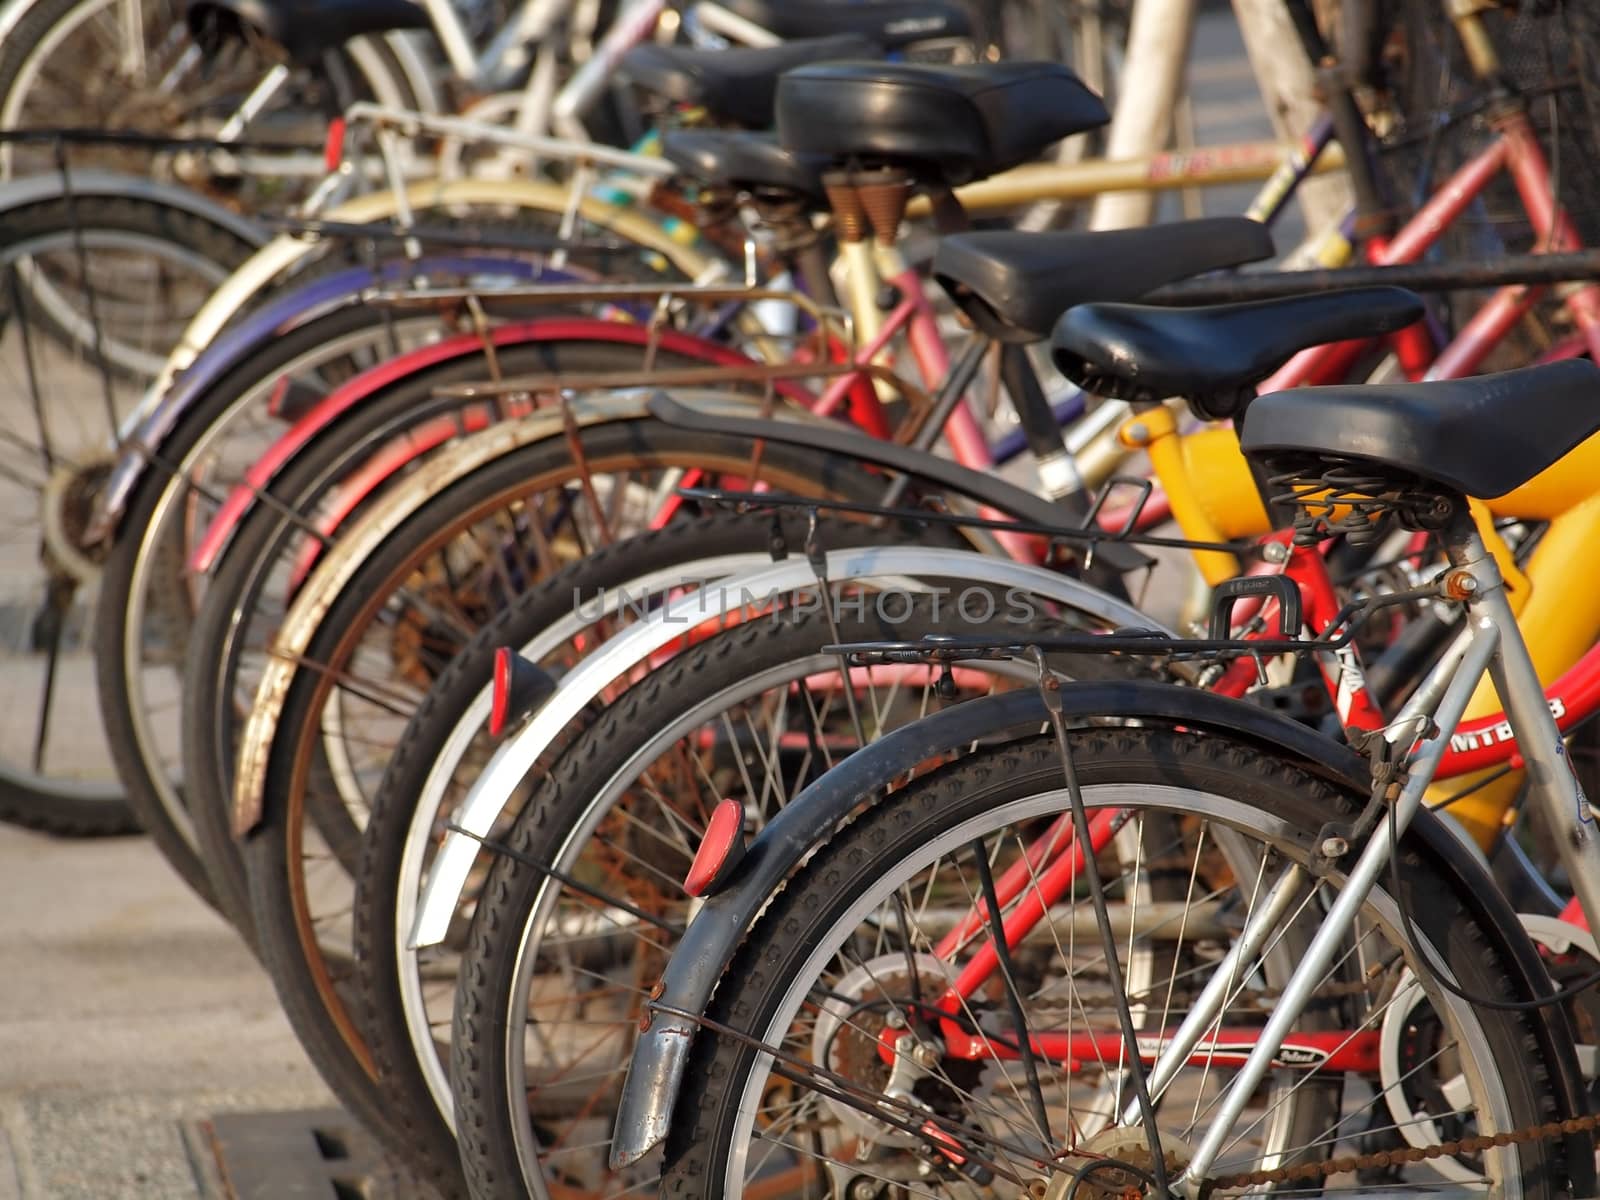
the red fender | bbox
[189,319,817,574]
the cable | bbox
[1385,801,1600,1011]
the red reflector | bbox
[323,116,347,173]
[489,646,512,737]
[684,799,744,897]
[266,374,291,418]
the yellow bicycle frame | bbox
[1138,410,1600,848]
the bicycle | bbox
[311,28,1600,1186]
[172,14,1600,1196]
[0,161,264,835]
[619,347,1600,1200]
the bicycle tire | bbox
[447,598,1146,1198]
[662,725,1568,1200]
[243,425,912,1192]
[0,191,255,838]
[0,191,258,376]
[353,511,978,1168]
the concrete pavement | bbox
[0,824,333,1198]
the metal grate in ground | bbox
[199,1110,435,1200]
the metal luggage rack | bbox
[824,589,1425,675]
[372,280,847,345]
[389,280,930,408]
[673,486,1439,671]
[676,483,1263,560]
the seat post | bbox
[822,172,902,409]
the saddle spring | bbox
[1262,453,1458,547]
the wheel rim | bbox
[711,779,1525,1199]
[273,444,861,1096]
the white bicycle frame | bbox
[192,0,788,162]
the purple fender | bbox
[187,317,819,576]
[87,254,577,544]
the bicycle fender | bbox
[407,544,1164,947]
[0,168,266,250]
[610,684,1596,1183]
[647,392,1155,575]
[87,254,561,544]
[184,318,814,575]
[229,390,857,836]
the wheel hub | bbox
[811,952,968,1147]
[41,458,112,584]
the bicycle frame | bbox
[1164,515,1600,1191]
[1128,86,1600,849]
[847,117,1600,1171]
[416,0,797,141]
[751,519,1600,1198]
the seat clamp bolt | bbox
[1321,836,1348,858]
[1443,570,1480,601]
[1262,542,1289,564]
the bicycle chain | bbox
[1210,1112,1600,1191]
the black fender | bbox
[646,391,1154,577]
[0,169,265,251]
[610,681,1595,1188]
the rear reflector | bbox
[684,799,746,897]
[489,647,514,737]
[488,647,556,738]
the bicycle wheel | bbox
[237,422,900,1189]
[0,190,254,836]
[0,0,424,192]
[448,597,1147,1199]
[0,188,259,378]
[176,335,742,929]
[662,721,1568,1200]
[353,512,986,1169]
